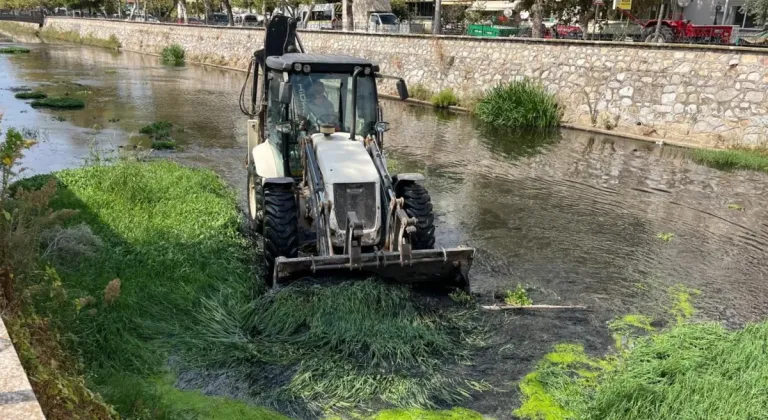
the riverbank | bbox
[35,17,768,147]
[3,19,766,150]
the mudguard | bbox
[251,141,285,180]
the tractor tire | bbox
[247,169,264,233]
[644,26,674,43]
[400,183,436,250]
[262,185,298,287]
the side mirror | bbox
[396,79,409,101]
[278,81,293,104]
[375,121,390,133]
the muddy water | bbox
[3,42,768,347]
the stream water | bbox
[3,38,768,416]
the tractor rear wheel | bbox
[262,185,298,287]
[400,183,436,250]
[247,169,263,233]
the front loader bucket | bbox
[274,247,474,291]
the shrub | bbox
[14,91,47,100]
[30,97,85,109]
[409,83,432,101]
[474,79,562,128]
[161,44,185,65]
[431,88,458,108]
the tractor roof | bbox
[266,53,380,74]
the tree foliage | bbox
[743,0,768,26]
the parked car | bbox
[212,12,229,25]
[234,13,264,27]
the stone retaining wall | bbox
[43,17,768,146]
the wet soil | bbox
[3,40,768,418]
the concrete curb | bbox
[0,317,45,419]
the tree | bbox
[391,0,409,19]
[742,0,768,26]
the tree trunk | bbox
[579,12,590,40]
[180,0,188,23]
[203,0,211,24]
[128,0,137,20]
[302,1,316,28]
[531,0,542,38]
[433,0,442,34]
[222,0,234,26]
[141,0,146,21]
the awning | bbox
[453,0,521,11]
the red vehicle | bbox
[619,9,733,44]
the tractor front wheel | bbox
[262,185,298,287]
[400,183,436,250]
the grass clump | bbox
[186,280,485,413]
[656,232,675,242]
[30,97,85,109]
[161,44,186,65]
[474,79,561,129]
[504,284,533,306]
[0,46,30,54]
[139,121,178,150]
[14,91,47,100]
[449,289,473,305]
[691,148,768,173]
[727,203,744,211]
[430,88,458,108]
[409,83,433,101]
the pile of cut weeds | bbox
[183,280,488,415]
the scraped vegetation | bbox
[184,280,487,413]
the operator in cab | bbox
[298,79,340,132]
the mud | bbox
[3,40,768,418]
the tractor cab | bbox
[262,54,381,175]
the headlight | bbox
[303,64,311,73]
[277,121,292,133]
[293,62,302,72]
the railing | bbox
[0,13,44,26]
